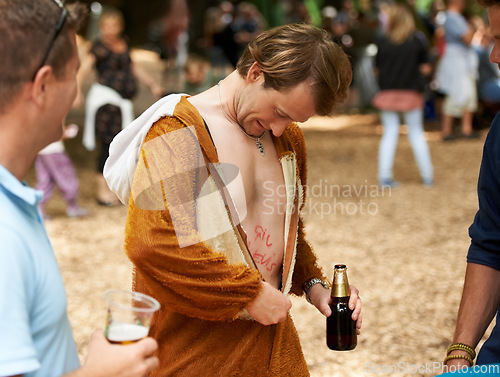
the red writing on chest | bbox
[247,225,276,272]
[254,225,273,247]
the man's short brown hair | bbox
[0,0,87,110]
[236,23,352,116]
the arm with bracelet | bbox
[302,275,362,334]
[444,63,500,370]
[445,263,500,369]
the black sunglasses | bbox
[32,0,68,81]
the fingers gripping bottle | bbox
[327,264,357,350]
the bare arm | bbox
[446,263,500,369]
[462,26,476,46]
[73,52,96,108]
[131,62,164,99]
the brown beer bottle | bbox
[327,264,357,350]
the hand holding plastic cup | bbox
[104,289,160,345]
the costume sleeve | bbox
[468,115,500,271]
[125,116,262,322]
[289,217,326,296]
[285,123,326,296]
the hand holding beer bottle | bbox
[305,264,362,349]
[327,264,358,350]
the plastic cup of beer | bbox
[104,289,160,345]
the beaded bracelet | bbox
[443,354,474,366]
[447,343,476,360]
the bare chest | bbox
[214,133,288,288]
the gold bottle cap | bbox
[331,264,350,297]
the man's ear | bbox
[30,66,53,106]
[246,62,263,83]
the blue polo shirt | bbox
[0,164,80,376]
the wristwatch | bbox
[303,278,329,303]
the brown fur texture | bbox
[125,97,325,376]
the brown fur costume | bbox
[125,97,325,376]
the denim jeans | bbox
[378,109,434,184]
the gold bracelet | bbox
[447,343,476,360]
[443,354,474,366]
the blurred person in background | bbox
[159,0,189,64]
[232,2,266,58]
[0,1,158,376]
[182,54,213,94]
[372,3,434,188]
[331,0,379,111]
[104,23,362,376]
[210,1,239,69]
[434,0,479,141]
[75,7,164,206]
[200,5,234,81]
[472,15,500,124]
[35,122,89,220]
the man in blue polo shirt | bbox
[0,1,158,376]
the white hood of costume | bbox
[103,94,187,204]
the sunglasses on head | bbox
[32,0,68,81]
